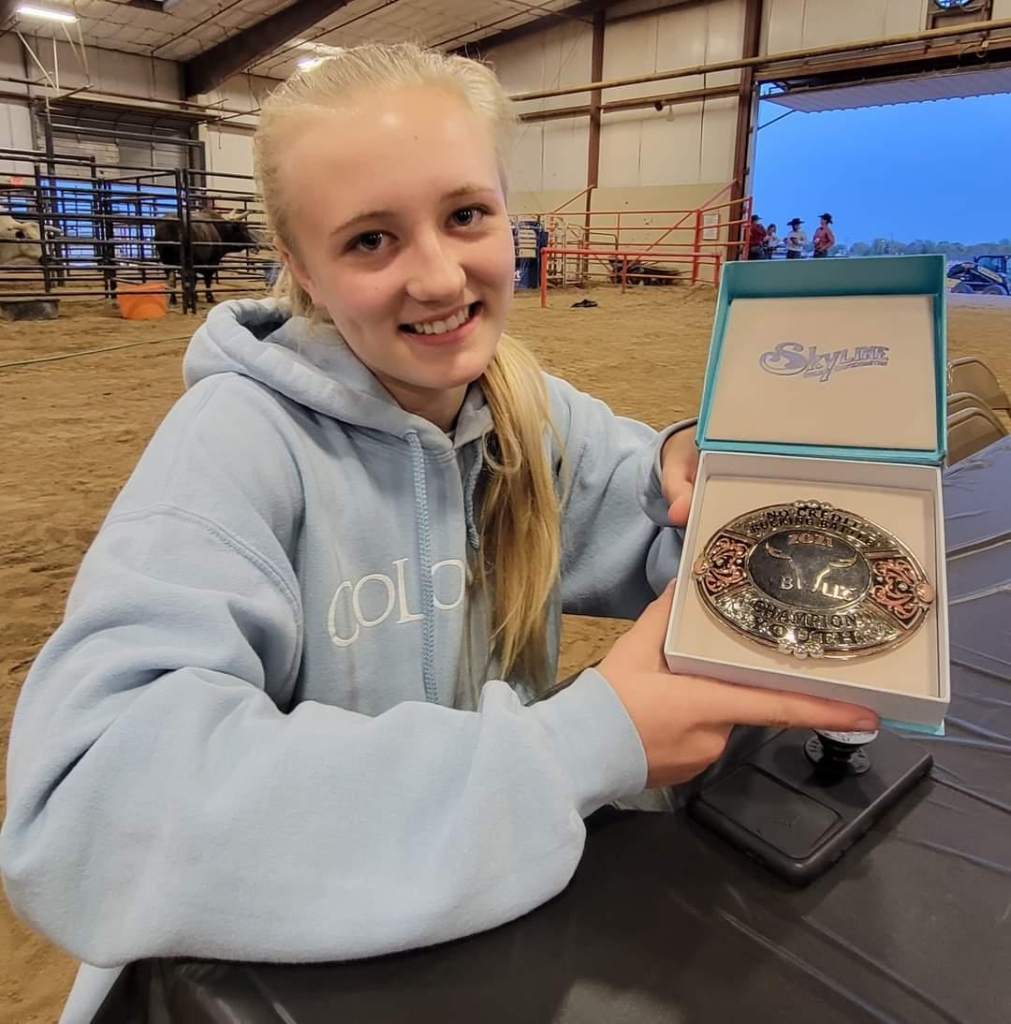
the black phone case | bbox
[688,727,933,885]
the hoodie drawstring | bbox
[463,446,483,552]
[406,431,438,704]
[406,431,485,704]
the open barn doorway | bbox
[748,65,1011,292]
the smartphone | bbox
[687,727,933,885]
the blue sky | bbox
[751,91,1011,246]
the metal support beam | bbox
[518,83,739,124]
[183,0,350,98]
[585,7,605,194]
[730,0,762,244]
[582,7,605,282]
[39,104,58,289]
[758,36,1011,86]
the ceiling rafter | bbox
[182,0,351,97]
[448,0,615,56]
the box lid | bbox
[697,255,948,465]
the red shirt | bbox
[748,223,767,247]
[814,225,835,253]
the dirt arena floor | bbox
[2,285,1009,1023]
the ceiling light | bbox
[16,4,78,22]
[296,42,343,55]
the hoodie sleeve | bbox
[0,378,647,969]
[549,375,693,619]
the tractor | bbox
[947,255,1011,296]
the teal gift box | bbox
[664,255,950,734]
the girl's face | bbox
[278,86,516,428]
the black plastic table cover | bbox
[96,439,1011,1024]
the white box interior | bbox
[705,295,938,453]
[665,451,950,727]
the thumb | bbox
[667,493,692,528]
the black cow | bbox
[153,211,261,305]
[609,258,680,287]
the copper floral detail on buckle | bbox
[694,535,749,597]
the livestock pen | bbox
[0,148,271,314]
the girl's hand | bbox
[660,428,699,527]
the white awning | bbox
[763,64,1011,112]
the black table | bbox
[98,440,1011,1024]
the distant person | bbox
[747,214,767,261]
[784,217,806,259]
[813,213,835,258]
[764,222,780,259]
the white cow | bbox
[0,214,44,265]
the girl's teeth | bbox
[411,307,470,335]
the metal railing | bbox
[521,184,752,306]
[1,148,272,313]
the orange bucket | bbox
[117,283,168,320]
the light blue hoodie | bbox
[1,298,685,1020]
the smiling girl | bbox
[2,43,875,1024]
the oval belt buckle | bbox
[692,500,935,659]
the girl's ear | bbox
[276,238,317,303]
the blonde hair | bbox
[254,43,561,688]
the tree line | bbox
[827,239,1011,259]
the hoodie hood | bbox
[183,298,493,452]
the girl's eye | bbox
[352,231,386,253]
[451,206,486,228]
